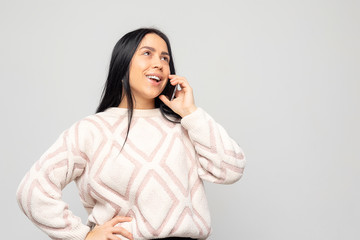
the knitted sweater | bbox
[16,107,246,240]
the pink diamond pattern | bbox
[160,133,192,196]
[96,144,141,201]
[16,107,245,239]
[135,170,179,236]
[123,118,167,162]
[169,207,201,236]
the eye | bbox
[161,56,169,62]
[143,51,150,56]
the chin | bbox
[145,92,163,100]
[140,86,167,100]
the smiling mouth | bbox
[146,75,161,82]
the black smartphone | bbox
[162,80,179,101]
[170,84,179,101]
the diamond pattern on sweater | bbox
[16,107,246,240]
[170,207,201,236]
[98,145,141,200]
[160,133,191,196]
[136,170,179,235]
[124,118,167,162]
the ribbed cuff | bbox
[62,224,91,240]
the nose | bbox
[152,56,163,70]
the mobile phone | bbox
[170,84,180,101]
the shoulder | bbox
[77,109,128,130]
[64,109,128,141]
[60,110,128,154]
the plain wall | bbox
[1,0,359,239]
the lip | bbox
[147,78,162,86]
[145,73,164,86]
[145,73,163,81]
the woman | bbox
[16,27,246,240]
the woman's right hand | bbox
[85,216,134,240]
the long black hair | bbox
[96,27,181,151]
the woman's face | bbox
[127,33,170,106]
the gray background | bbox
[1,0,359,239]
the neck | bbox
[118,96,155,109]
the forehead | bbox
[138,33,168,52]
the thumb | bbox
[159,95,171,107]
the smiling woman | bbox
[16,27,246,240]
[120,33,171,109]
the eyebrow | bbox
[139,46,169,56]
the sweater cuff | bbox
[180,107,206,131]
[64,224,90,240]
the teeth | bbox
[146,75,161,81]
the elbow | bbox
[229,169,245,184]
[16,184,25,213]
[218,157,246,184]
[16,173,30,214]
[228,147,246,183]
[217,168,245,184]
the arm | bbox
[159,74,246,184]
[16,120,90,240]
[181,107,246,184]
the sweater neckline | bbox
[104,107,163,118]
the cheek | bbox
[129,64,145,84]
[165,64,170,73]
[129,57,148,76]
[161,79,169,91]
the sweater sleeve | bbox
[16,120,90,240]
[180,107,246,184]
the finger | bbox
[169,75,188,84]
[169,76,188,85]
[112,226,133,240]
[108,216,133,226]
[174,88,182,98]
[170,79,191,91]
[169,79,178,86]
[168,74,179,79]
[159,94,172,106]
[169,76,181,85]
[107,234,122,240]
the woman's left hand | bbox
[159,74,197,118]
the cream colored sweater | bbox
[16,107,246,240]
